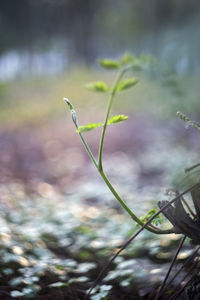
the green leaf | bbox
[77,123,103,133]
[116,78,138,92]
[140,209,163,226]
[77,115,128,133]
[85,81,108,93]
[98,59,120,69]
[107,115,128,125]
[121,53,136,65]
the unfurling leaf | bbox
[77,123,103,133]
[116,78,138,92]
[98,59,120,69]
[107,115,128,125]
[85,81,108,93]
[63,97,79,128]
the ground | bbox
[0,70,200,299]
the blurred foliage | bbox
[0,184,191,299]
[0,0,200,72]
[0,65,200,128]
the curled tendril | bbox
[177,111,200,132]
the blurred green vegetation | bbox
[0,0,200,71]
[0,67,200,128]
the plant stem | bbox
[78,125,171,234]
[78,131,99,169]
[155,235,186,300]
[64,97,99,169]
[78,127,172,234]
[163,246,200,293]
[99,169,172,234]
[65,65,174,234]
[96,65,172,234]
[185,163,200,172]
[98,69,126,171]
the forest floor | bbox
[0,71,200,299]
[0,115,200,299]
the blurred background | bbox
[1,0,200,79]
[0,0,200,193]
[0,1,200,298]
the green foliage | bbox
[107,114,128,124]
[120,53,137,65]
[140,209,163,226]
[120,53,157,70]
[116,77,138,92]
[177,111,200,132]
[85,81,109,93]
[63,52,199,297]
[77,115,128,133]
[98,59,121,69]
[65,53,170,235]
[176,111,190,122]
[77,122,103,133]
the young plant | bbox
[64,53,173,235]
[64,54,200,299]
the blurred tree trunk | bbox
[67,0,98,64]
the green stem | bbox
[95,66,173,234]
[78,131,99,169]
[78,126,172,234]
[155,235,186,300]
[98,69,126,171]
[64,98,98,169]
[64,65,173,235]
[99,170,173,235]
[77,123,172,234]
[98,63,139,171]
